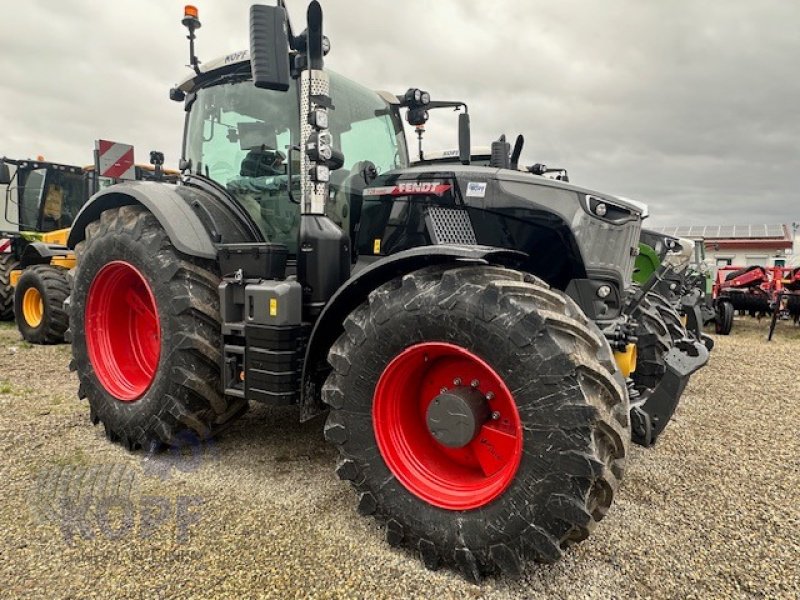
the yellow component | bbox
[40,228,70,246]
[9,270,22,287]
[22,287,44,328]
[185,4,199,18]
[680,314,688,328]
[269,298,278,317]
[50,256,76,269]
[373,239,381,254]
[614,343,637,378]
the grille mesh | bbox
[426,206,477,245]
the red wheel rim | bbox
[373,342,523,510]
[85,261,161,401]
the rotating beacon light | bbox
[182,5,203,75]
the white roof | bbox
[419,147,492,161]
[177,49,252,91]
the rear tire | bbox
[14,265,70,344]
[323,265,629,580]
[715,300,733,335]
[70,205,247,450]
[0,254,18,321]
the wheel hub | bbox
[426,386,490,448]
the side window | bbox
[745,255,767,267]
[340,117,399,175]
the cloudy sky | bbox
[1,1,798,226]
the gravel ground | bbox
[0,317,798,599]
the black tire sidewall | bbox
[715,300,733,334]
[0,255,20,321]
[71,222,181,431]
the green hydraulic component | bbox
[632,242,661,285]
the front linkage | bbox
[622,263,710,446]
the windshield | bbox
[184,70,408,253]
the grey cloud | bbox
[1,1,797,226]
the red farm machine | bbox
[713,265,800,337]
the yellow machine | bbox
[0,156,177,343]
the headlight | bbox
[585,194,637,223]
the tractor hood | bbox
[384,164,645,218]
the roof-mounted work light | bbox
[403,88,431,107]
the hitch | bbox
[630,338,709,447]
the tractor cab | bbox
[0,158,87,234]
[175,53,408,254]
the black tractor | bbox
[66,3,708,581]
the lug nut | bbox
[440,387,447,394]
[486,392,495,401]
[470,379,480,388]
[453,378,462,386]
[491,411,501,420]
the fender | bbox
[67,180,262,257]
[300,244,527,420]
[19,242,71,268]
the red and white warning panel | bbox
[96,139,135,180]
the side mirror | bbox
[0,161,10,185]
[458,112,471,165]
[250,4,291,92]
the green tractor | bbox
[633,229,717,342]
[65,3,708,580]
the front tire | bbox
[630,291,686,394]
[323,265,629,580]
[70,205,247,450]
[14,265,70,344]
